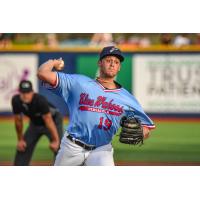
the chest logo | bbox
[79,93,123,116]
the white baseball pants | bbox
[54,133,114,166]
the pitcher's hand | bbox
[53,58,64,71]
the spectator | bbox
[46,33,58,48]
[34,37,45,49]
[89,33,114,46]
[139,35,151,47]
[0,33,14,48]
[194,33,200,45]
[127,35,140,46]
[115,35,126,45]
[116,35,139,48]
[173,34,191,47]
[160,33,172,45]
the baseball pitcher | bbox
[37,46,155,166]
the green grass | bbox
[112,122,200,162]
[1,120,200,164]
[0,121,53,163]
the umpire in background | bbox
[11,80,63,166]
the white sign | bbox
[133,54,200,113]
[0,54,38,111]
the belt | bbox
[66,135,96,151]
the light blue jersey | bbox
[45,72,155,147]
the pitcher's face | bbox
[98,56,121,78]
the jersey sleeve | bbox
[42,72,75,102]
[136,111,155,129]
[125,94,155,129]
[134,103,155,129]
[37,96,50,115]
[11,96,22,114]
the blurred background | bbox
[1,33,200,48]
[0,33,200,165]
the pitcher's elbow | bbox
[37,70,44,80]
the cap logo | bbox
[22,82,30,88]
[110,47,118,53]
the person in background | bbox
[160,33,173,45]
[11,80,63,165]
[173,33,191,47]
[89,33,114,46]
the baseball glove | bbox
[119,116,144,145]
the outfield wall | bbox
[1,47,200,117]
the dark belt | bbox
[66,135,96,151]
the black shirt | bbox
[11,93,57,126]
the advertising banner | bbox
[0,54,38,111]
[133,54,200,113]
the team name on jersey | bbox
[79,93,124,116]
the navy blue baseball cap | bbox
[99,46,124,62]
[19,80,33,93]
